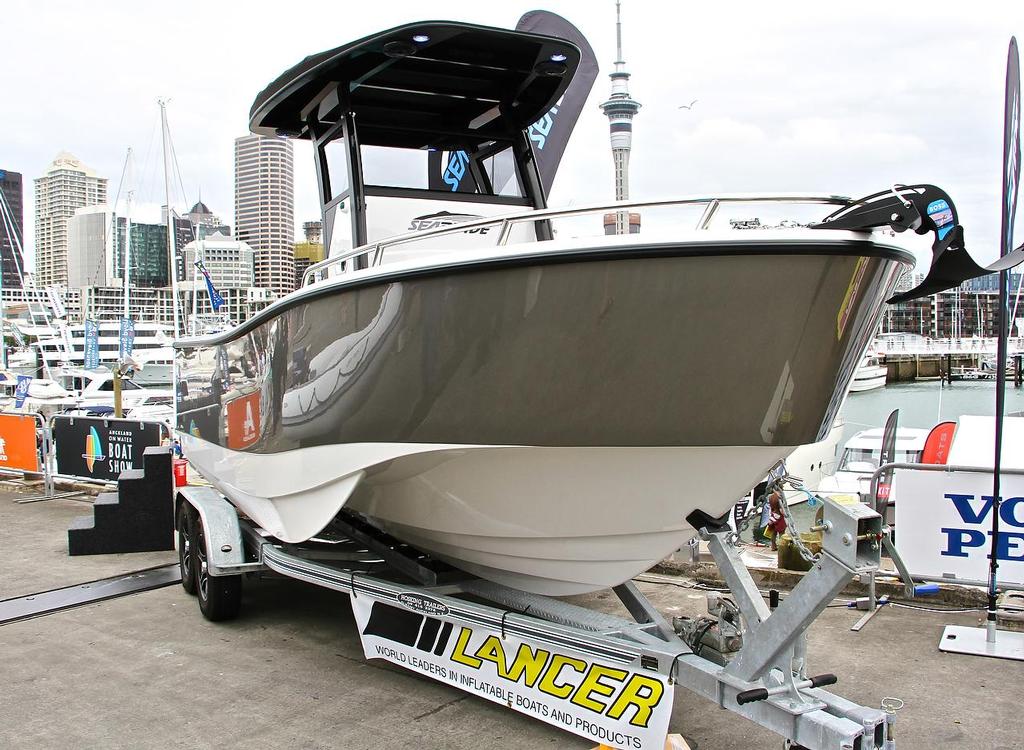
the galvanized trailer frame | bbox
[175,486,891,750]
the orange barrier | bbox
[0,413,41,473]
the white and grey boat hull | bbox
[176,236,910,594]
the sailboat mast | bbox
[159,99,181,339]
[191,243,200,336]
[123,148,133,325]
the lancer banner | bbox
[352,595,672,749]
[53,416,163,482]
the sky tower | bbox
[599,0,642,235]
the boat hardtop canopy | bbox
[250,21,581,147]
[251,21,581,261]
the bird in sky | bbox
[678,99,698,110]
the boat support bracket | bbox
[699,494,887,743]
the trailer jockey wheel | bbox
[176,502,197,596]
[194,512,242,621]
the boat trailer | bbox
[176,488,895,750]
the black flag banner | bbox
[889,38,1020,303]
[876,408,900,508]
[515,11,599,195]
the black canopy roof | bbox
[249,21,581,149]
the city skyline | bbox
[3,1,1022,277]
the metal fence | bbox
[0,411,170,502]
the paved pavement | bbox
[0,491,1018,749]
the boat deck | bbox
[0,489,1018,749]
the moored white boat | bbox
[850,352,887,392]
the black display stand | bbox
[67,446,175,556]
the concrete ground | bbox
[0,491,1019,750]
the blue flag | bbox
[119,316,135,359]
[84,319,100,369]
[14,375,31,408]
[197,261,224,312]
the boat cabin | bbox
[836,428,930,474]
[249,22,581,269]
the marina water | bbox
[840,379,1024,439]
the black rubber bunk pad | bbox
[0,563,181,626]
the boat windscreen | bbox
[839,448,923,472]
[355,142,524,199]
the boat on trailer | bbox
[175,20,962,596]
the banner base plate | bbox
[939,625,1024,661]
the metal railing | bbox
[302,193,852,287]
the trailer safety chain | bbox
[734,469,822,565]
[773,477,822,565]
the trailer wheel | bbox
[176,501,197,596]
[194,513,242,621]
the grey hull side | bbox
[175,240,908,453]
[178,241,913,450]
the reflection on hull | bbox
[175,240,909,594]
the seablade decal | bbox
[528,103,560,150]
[352,597,673,749]
[408,211,492,234]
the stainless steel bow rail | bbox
[176,486,894,750]
[301,193,852,286]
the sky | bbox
[4,0,1022,274]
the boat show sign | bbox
[52,416,163,482]
[893,469,1024,586]
[0,414,40,473]
[352,596,673,749]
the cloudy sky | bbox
[4,0,1021,272]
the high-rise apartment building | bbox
[34,152,107,287]
[234,135,295,299]
[0,169,26,288]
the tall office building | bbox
[598,1,642,235]
[234,135,295,299]
[67,205,111,288]
[0,170,26,288]
[34,152,107,287]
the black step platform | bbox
[67,447,175,556]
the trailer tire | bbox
[176,501,197,596]
[195,513,242,621]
